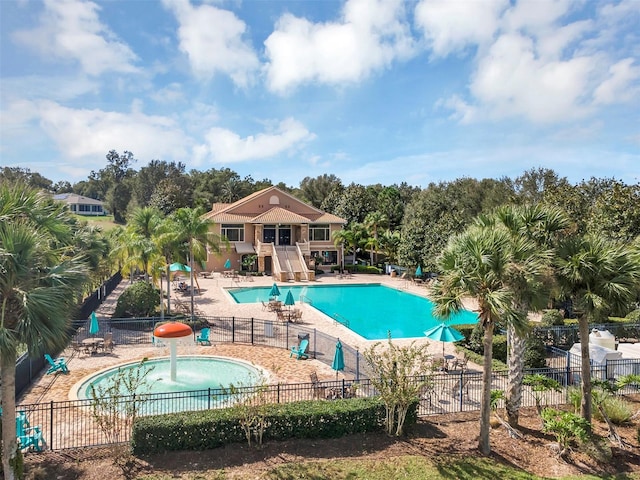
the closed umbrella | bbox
[224,258,232,269]
[284,289,295,314]
[424,323,464,357]
[269,283,281,299]
[415,265,422,277]
[332,339,345,379]
[89,311,99,336]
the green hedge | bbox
[131,397,392,455]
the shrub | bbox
[541,408,591,455]
[467,323,484,354]
[131,397,393,455]
[625,309,640,322]
[524,335,547,369]
[595,397,634,425]
[114,281,159,318]
[541,309,565,326]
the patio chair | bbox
[450,354,468,372]
[290,338,309,360]
[196,327,211,345]
[16,411,45,452]
[70,341,85,356]
[448,378,470,400]
[309,371,326,399]
[101,332,115,353]
[44,353,69,374]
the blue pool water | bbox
[228,284,478,340]
[77,356,262,414]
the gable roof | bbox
[204,186,346,225]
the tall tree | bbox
[364,211,388,265]
[0,184,88,480]
[430,225,527,455]
[169,207,225,317]
[554,236,640,422]
[299,174,342,208]
[477,204,568,426]
[91,150,136,223]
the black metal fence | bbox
[70,315,366,380]
[15,364,640,451]
[14,272,123,397]
[534,323,640,348]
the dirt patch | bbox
[23,402,640,479]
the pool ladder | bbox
[300,294,313,305]
[333,313,350,328]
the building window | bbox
[222,224,244,242]
[79,204,91,212]
[312,250,337,264]
[269,195,279,205]
[309,224,330,241]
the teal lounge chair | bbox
[196,327,211,345]
[290,338,309,360]
[16,411,45,452]
[44,353,69,374]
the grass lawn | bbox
[73,214,120,231]
[136,456,640,480]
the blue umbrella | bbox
[224,258,232,269]
[332,339,345,379]
[284,290,295,307]
[269,283,281,299]
[89,311,99,336]
[415,265,422,277]
[424,323,464,357]
[169,262,191,272]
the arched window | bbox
[269,195,280,205]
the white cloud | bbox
[593,58,640,104]
[12,0,138,76]
[414,0,508,57]
[264,0,415,93]
[162,0,259,87]
[34,101,190,161]
[202,118,316,163]
[468,33,594,123]
[432,0,640,124]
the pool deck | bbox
[19,273,478,405]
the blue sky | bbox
[1,0,639,188]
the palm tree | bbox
[126,207,163,283]
[554,235,640,422]
[1,184,88,480]
[429,225,527,455]
[477,204,568,426]
[378,229,401,265]
[364,211,388,265]
[169,207,225,318]
[332,223,367,270]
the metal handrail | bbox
[299,294,313,305]
[333,313,350,327]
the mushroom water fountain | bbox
[153,322,193,381]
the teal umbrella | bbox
[224,258,232,269]
[284,289,295,316]
[415,265,422,277]
[89,311,99,336]
[332,340,345,379]
[424,323,464,357]
[169,262,191,272]
[269,283,281,299]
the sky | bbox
[1,0,639,189]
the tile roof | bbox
[250,207,311,224]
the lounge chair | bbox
[44,354,69,374]
[101,332,115,353]
[290,338,309,360]
[196,327,211,345]
[16,411,45,452]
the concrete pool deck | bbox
[19,272,477,406]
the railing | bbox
[299,294,313,305]
[534,323,640,348]
[16,364,640,451]
[333,313,350,328]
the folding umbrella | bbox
[269,283,281,299]
[224,258,232,269]
[89,311,99,336]
[284,289,295,314]
[332,339,345,379]
[423,323,464,357]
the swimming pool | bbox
[228,284,477,340]
[75,356,264,414]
